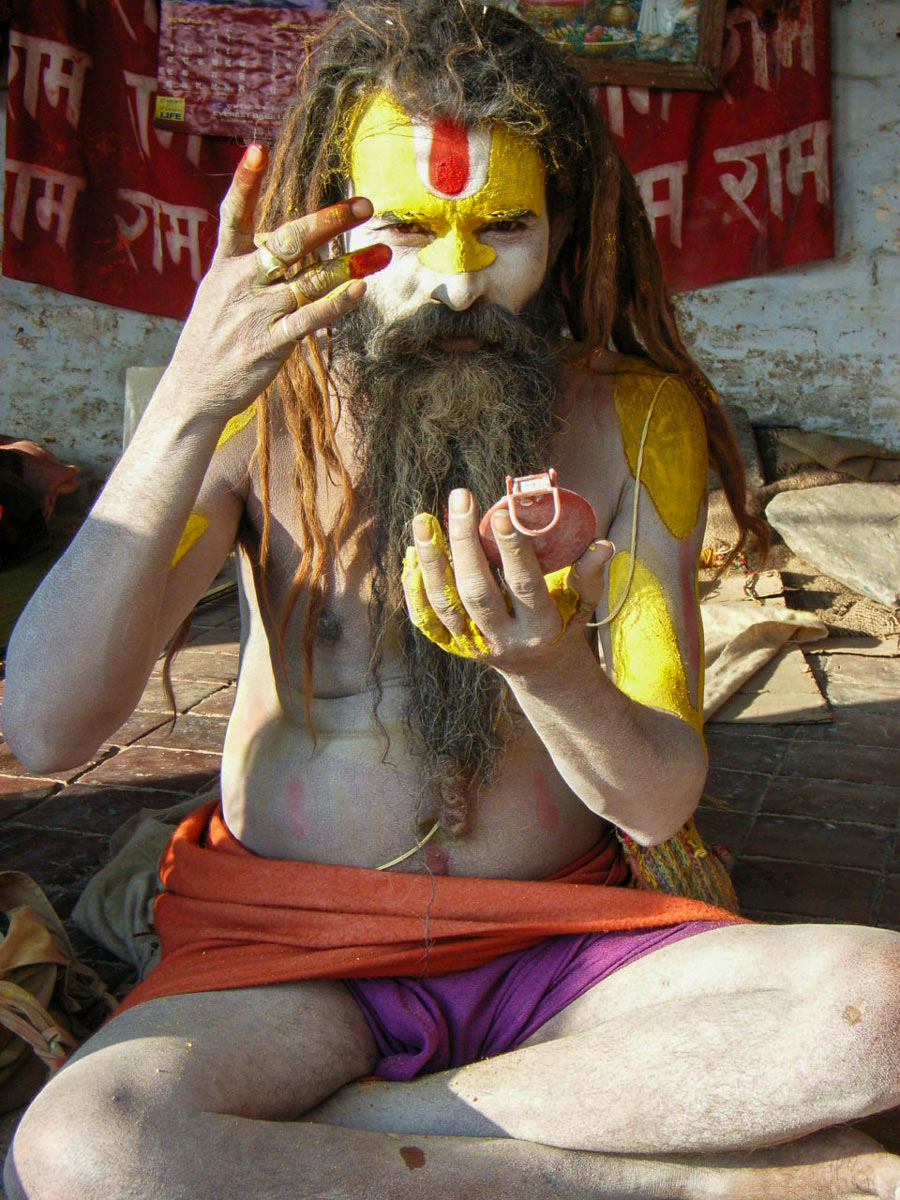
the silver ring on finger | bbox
[253,233,289,284]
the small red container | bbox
[478,469,596,574]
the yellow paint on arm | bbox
[168,405,255,569]
[608,551,702,735]
[614,361,707,540]
[171,511,209,568]
[215,402,256,451]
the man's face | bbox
[345,91,550,340]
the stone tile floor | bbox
[2,588,899,1168]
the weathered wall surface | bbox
[3,280,182,483]
[1,0,897,483]
[675,0,900,448]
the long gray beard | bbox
[334,294,561,836]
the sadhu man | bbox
[5,3,899,1197]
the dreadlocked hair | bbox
[165,0,766,731]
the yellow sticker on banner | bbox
[155,96,186,123]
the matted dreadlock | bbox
[165,0,767,830]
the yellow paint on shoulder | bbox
[171,511,209,568]
[608,551,702,735]
[215,402,257,452]
[613,359,707,540]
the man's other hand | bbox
[402,487,614,671]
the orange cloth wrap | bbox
[114,800,745,1016]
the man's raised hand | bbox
[166,144,389,423]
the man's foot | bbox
[644,1128,900,1200]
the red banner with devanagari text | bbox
[605,0,832,291]
[2,0,832,318]
[3,1,243,319]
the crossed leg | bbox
[6,923,900,1200]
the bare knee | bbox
[7,1084,107,1200]
[5,1050,191,1200]
[797,926,900,1103]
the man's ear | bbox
[548,208,575,267]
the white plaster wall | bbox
[1,0,897,482]
[674,0,900,449]
[2,280,183,484]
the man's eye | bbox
[482,220,526,234]
[379,221,431,237]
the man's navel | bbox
[316,608,343,645]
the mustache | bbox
[338,296,556,364]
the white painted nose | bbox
[430,272,487,312]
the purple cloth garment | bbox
[345,920,725,1080]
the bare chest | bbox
[239,362,625,693]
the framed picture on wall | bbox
[515,0,728,90]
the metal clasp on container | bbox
[504,468,561,537]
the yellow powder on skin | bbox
[613,361,706,540]
[216,402,257,451]
[168,405,256,570]
[348,91,545,276]
[402,536,490,659]
[171,512,209,568]
[608,551,702,735]
[544,566,580,634]
[402,522,583,659]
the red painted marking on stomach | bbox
[429,118,469,195]
[285,775,308,840]
[680,537,701,679]
[534,769,559,833]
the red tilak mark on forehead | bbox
[429,118,470,195]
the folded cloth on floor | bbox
[770,429,900,484]
[112,800,745,1017]
[71,796,203,977]
[701,598,828,719]
[0,437,79,523]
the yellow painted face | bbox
[347,91,546,278]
